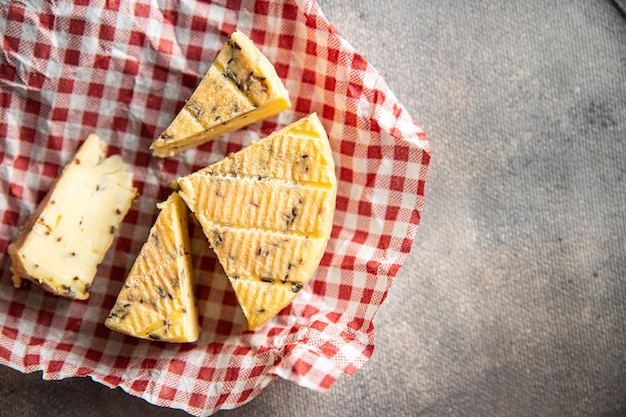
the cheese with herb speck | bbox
[105,192,200,343]
[150,30,291,157]
[8,134,137,300]
[177,113,336,330]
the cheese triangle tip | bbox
[151,30,292,158]
[105,192,200,343]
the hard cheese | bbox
[150,30,291,157]
[8,135,137,300]
[105,192,200,343]
[177,113,336,330]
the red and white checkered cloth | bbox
[0,0,430,415]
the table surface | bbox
[1,1,625,416]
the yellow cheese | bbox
[150,30,292,157]
[7,135,137,300]
[178,113,336,330]
[178,176,334,236]
[105,192,200,343]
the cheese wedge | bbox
[7,135,137,300]
[178,113,336,330]
[150,30,291,157]
[105,192,200,343]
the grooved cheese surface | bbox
[182,176,334,236]
[105,192,200,343]
[178,113,336,330]
[150,30,291,157]
[7,135,137,300]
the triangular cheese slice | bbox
[150,30,291,157]
[177,113,336,330]
[105,192,200,342]
[7,134,137,299]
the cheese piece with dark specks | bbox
[8,134,137,300]
[177,113,336,330]
[105,192,200,343]
[151,30,291,157]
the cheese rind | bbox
[178,113,336,330]
[105,192,200,343]
[150,30,291,157]
[7,135,137,300]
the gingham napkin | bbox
[0,0,430,415]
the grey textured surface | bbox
[1,1,626,416]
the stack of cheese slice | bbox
[8,135,137,300]
[177,113,336,330]
[105,192,200,343]
[150,30,291,157]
